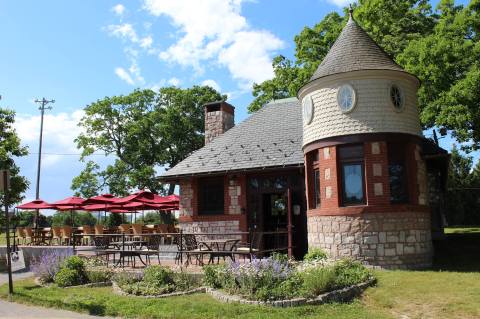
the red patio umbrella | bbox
[52,196,86,227]
[17,199,54,210]
[84,194,120,223]
[16,200,54,228]
[114,190,155,204]
[83,194,119,204]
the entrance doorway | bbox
[246,171,308,259]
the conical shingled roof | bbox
[309,14,406,82]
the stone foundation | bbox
[179,220,241,240]
[307,211,432,269]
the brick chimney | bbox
[204,101,235,144]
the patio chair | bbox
[23,227,34,245]
[138,235,162,265]
[50,227,62,245]
[118,224,131,234]
[82,225,93,245]
[235,231,263,261]
[92,236,116,266]
[131,224,143,240]
[16,227,25,245]
[94,224,104,235]
[61,226,73,245]
[183,234,209,266]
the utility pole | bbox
[33,98,54,227]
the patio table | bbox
[198,239,240,264]
[111,240,148,268]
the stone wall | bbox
[227,178,242,215]
[307,211,432,269]
[179,220,241,240]
[179,179,193,217]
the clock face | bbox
[302,95,314,125]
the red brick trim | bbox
[307,204,429,217]
[303,132,423,153]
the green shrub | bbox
[332,259,371,288]
[120,282,174,296]
[173,272,201,291]
[113,271,143,286]
[62,256,85,273]
[300,267,336,298]
[86,269,113,283]
[271,252,289,263]
[203,265,223,288]
[304,248,328,262]
[54,268,83,287]
[143,266,174,287]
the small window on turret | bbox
[390,85,404,111]
[337,84,356,113]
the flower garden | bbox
[28,248,374,305]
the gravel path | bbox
[0,271,116,319]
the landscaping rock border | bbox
[206,278,376,307]
[112,281,206,299]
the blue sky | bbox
[0,0,475,207]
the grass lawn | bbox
[0,232,14,246]
[1,271,479,319]
[0,233,479,319]
[444,226,480,234]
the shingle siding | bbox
[303,76,423,147]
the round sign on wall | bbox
[302,95,314,125]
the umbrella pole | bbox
[71,210,74,227]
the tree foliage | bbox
[445,145,480,225]
[0,108,29,209]
[249,0,480,151]
[50,211,97,227]
[73,86,225,196]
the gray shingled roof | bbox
[160,98,303,178]
[310,15,406,82]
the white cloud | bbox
[218,30,283,87]
[143,0,284,88]
[112,4,126,16]
[168,77,181,86]
[115,67,135,85]
[201,79,221,92]
[14,110,85,167]
[139,35,153,48]
[106,23,139,43]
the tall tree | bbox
[398,0,480,151]
[73,86,225,195]
[0,108,29,209]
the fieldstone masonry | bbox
[180,220,241,240]
[205,110,234,144]
[179,180,193,217]
[228,179,242,214]
[307,211,432,269]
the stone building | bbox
[159,12,448,268]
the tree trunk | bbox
[168,183,175,195]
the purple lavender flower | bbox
[31,249,73,283]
